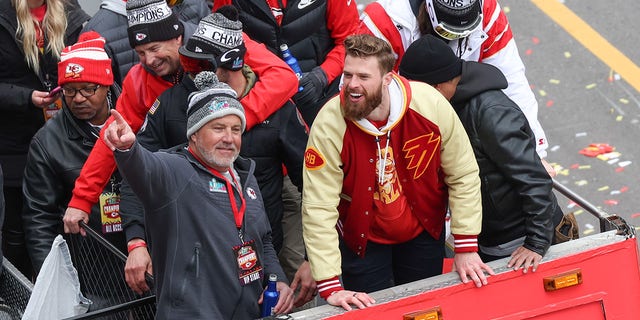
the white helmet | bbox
[424,0,483,40]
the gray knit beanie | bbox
[186,71,245,138]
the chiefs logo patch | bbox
[304,147,325,170]
[135,33,147,42]
[64,63,84,79]
[246,187,257,200]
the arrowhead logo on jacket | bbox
[402,133,440,179]
[304,147,325,170]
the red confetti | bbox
[525,48,533,55]
[620,186,629,193]
[615,167,625,173]
[579,143,615,157]
[532,37,540,44]
[604,199,619,206]
[570,164,580,169]
[631,213,640,219]
[546,100,554,107]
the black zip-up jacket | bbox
[22,85,126,272]
[0,0,89,187]
[120,75,308,252]
[450,61,557,256]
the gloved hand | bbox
[294,66,328,108]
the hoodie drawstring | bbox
[375,130,392,185]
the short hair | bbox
[343,34,396,74]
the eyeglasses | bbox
[62,85,101,98]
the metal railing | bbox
[553,179,635,238]
[61,221,156,319]
[0,220,156,320]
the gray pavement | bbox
[500,0,640,235]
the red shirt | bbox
[30,4,46,50]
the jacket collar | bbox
[178,145,256,186]
[61,84,121,142]
[451,61,508,107]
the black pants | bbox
[340,229,445,293]
[2,186,33,278]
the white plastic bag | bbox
[22,235,92,320]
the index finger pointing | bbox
[110,109,125,125]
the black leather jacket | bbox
[22,86,126,272]
[450,61,556,256]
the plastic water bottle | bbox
[261,274,280,317]
[279,44,304,92]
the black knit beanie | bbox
[179,6,246,71]
[127,0,184,48]
[398,34,463,85]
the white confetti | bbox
[618,161,632,167]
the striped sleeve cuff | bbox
[317,276,343,300]
[453,234,478,253]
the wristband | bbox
[127,241,147,253]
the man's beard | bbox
[195,141,239,170]
[341,83,383,121]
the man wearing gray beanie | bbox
[400,34,564,272]
[115,6,311,302]
[104,71,294,319]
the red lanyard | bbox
[189,148,246,229]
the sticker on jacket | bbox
[209,179,227,192]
